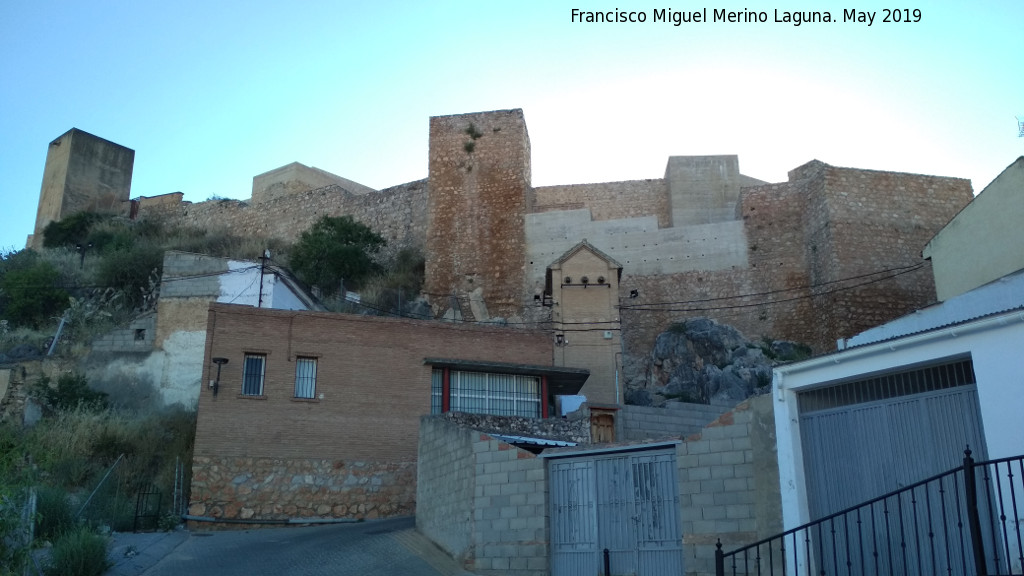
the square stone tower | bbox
[29,128,134,248]
[425,109,532,319]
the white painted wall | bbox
[774,311,1024,535]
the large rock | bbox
[630,317,789,407]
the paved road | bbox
[105,517,476,576]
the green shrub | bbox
[44,527,110,576]
[32,373,108,412]
[35,485,75,541]
[95,243,163,307]
[0,253,69,329]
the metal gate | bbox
[798,366,990,576]
[801,384,987,518]
[549,448,684,576]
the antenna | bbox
[1018,116,1024,138]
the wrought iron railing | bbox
[716,449,1024,575]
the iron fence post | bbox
[963,447,988,576]
[715,539,724,576]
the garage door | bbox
[799,357,986,519]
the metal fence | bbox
[716,449,1024,576]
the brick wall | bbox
[620,403,730,442]
[417,416,549,576]
[191,303,553,523]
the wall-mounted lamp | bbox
[211,357,229,396]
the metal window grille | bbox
[430,369,442,414]
[449,370,540,418]
[294,357,316,399]
[798,357,975,413]
[242,353,266,396]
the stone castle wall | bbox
[126,109,974,358]
[143,179,428,262]
[424,109,533,319]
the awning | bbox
[489,433,577,448]
[423,357,590,397]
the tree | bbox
[289,215,385,295]
[0,251,68,328]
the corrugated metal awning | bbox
[489,433,577,447]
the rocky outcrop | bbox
[625,317,809,407]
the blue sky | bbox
[2,1,1022,252]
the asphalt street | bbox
[104,516,476,576]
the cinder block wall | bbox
[417,416,549,576]
[677,394,781,576]
[416,416,477,563]
[621,403,730,441]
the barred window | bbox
[431,369,442,414]
[242,353,266,396]
[294,357,317,399]
[446,370,541,418]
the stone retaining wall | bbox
[188,456,416,526]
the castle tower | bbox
[425,109,533,319]
[29,129,135,248]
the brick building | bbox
[188,303,586,525]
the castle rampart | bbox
[36,110,973,392]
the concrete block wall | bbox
[90,314,155,353]
[417,416,477,564]
[417,416,549,576]
[621,403,731,441]
[677,395,781,576]
[470,432,548,576]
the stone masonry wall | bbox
[142,179,428,262]
[533,179,671,228]
[440,410,590,444]
[425,109,532,319]
[677,394,781,576]
[621,403,730,442]
[188,456,415,524]
[620,162,972,355]
[810,164,973,345]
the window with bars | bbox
[294,357,317,399]
[432,369,541,418]
[431,369,442,414]
[242,353,266,396]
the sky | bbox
[1,0,1022,252]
